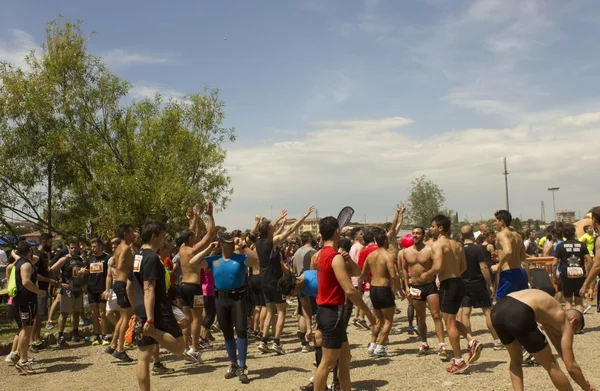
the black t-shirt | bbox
[555,240,588,279]
[132,249,172,321]
[60,255,87,296]
[33,249,50,293]
[50,249,69,267]
[256,238,282,287]
[86,253,110,293]
[339,238,352,253]
[462,243,485,284]
[15,258,37,305]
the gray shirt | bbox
[293,246,316,274]
[172,253,183,284]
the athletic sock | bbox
[224,339,238,366]
[237,338,248,368]
[297,331,307,345]
[408,304,415,327]
[315,346,323,367]
[274,338,280,345]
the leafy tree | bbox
[406,175,446,228]
[513,217,523,232]
[0,17,234,239]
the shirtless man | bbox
[179,201,215,362]
[421,215,473,374]
[108,224,136,362]
[399,226,446,358]
[491,210,529,300]
[492,289,596,391]
[361,229,403,357]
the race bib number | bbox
[409,287,422,299]
[90,262,104,274]
[193,295,204,308]
[567,267,584,279]
[133,255,142,273]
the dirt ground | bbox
[2,299,600,391]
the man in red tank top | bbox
[313,216,375,391]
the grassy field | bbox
[0,303,18,344]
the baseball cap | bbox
[219,232,234,244]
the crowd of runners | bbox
[3,202,600,391]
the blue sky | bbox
[2,0,600,229]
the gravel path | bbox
[2,299,599,391]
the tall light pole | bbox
[548,187,559,226]
[503,157,510,212]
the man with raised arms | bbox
[399,226,446,358]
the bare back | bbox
[180,245,201,285]
[496,228,526,270]
[402,244,434,285]
[114,241,134,283]
[433,236,465,282]
[366,248,395,287]
[509,289,567,334]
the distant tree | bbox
[513,218,523,232]
[406,176,446,229]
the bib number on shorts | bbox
[133,255,142,273]
[193,295,204,308]
[90,262,104,274]
[567,267,584,278]
[409,287,422,299]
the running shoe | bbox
[184,349,203,363]
[199,338,213,350]
[258,341,270,353]
[329,381,341,391]
[102,336,111,346]
[299,381,315,391]
[418,343,430,356]
[224,364,239,380]
[357,320,370,330]
[301,344,313,353]
[270,342,285,355]
[15,360,34,375]
[468,339,483,364]
[5,352,19,365]
[372,345,388,358]
[152,362,175,375]
[112,350,134,362]
[30,344,42,353]
[493,340,505,351]
[71,334,82,343]
[237,365,249,383]
[105,346,116,355]
[446,359,468,374]
[58,337,70,349]
[407,326,416,335]
[92,336,102,346]
[45,322,55,330]
[438,344,447,360]
[367,342,376,355]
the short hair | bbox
[412,227,425,235]
[39,233,52,242]
[432,215,451,234]
[16,241,32,257]
[91,238,104,247]
[475,235,485,245]
[141,221,166,244]
[363,230,374,244]
[111,239,121,246]
[526,229,534,237]
[258,220,271,239]
[591,206,600,224]
[67,236,79,246]
[277,275,297,296]
[300,231,313,245]
[319,216,339,241]
[494,210,512,226]
[563,224,576,240]
[350,227,362,240]
[117,224,133,240]
[567,309,585,331]
[583,225,592,232]
[180,230,195,245]
[374,228,388,247]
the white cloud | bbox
[103,49,170,68]
[303,70,357,118]
[0,29,37,70]
[129,82,186,102]
[217,112,600,229]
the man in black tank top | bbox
[256,206,314,355]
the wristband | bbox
[145,320,154,325]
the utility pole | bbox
[541,201,546,222]
[503,157,510,212]
[548,187,559,226]
[47,161,52,235]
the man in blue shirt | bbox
[193,232,259,383]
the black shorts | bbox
[370,286,396,310]
[492,296,547,354]
[461,280,492,308]
[137,312,183,347]
[410,281,438,301]
[316,305,349,349]
[561,277,585,298]
[88,291,106,304]
[113,281,131,309]
[263,283,284,304]
[14,302,36,329]
[180,283,203,308]
[250,275,266,307]
[439,278,466,315]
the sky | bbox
[1,0,599,229]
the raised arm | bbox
[274,218,287,236]
[50,256,69,272]
[387,205,406,244]
[273,206,314,246]
[250,216,261,234]
[189,242,218,268]
[192,201,216,253]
